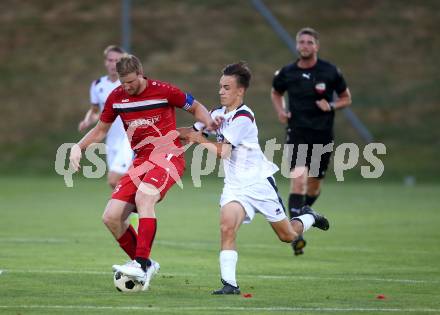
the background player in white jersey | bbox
[182,62,330,294]
[78,45,134,189]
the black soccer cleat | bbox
[212,279,241,295]
[291,235,306,256]
[301,206,330,231]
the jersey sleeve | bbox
[222,114,254,147]
[99,90,117,123]
[193,121,205,131]
[272,67,288,94]
[333,67,348,94]
[167,83,195,111]
[193,110,215,136]
[89,81,99,106]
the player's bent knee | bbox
[102,212,121,230]
[102,213,113,227]
[220,223,236,239]
[278,231,297,243]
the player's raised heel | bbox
[301,206,330,231]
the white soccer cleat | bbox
[112,260,146,283]
[142,260,160,291]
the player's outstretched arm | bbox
[187,101,221,131]
[69,121,111,171]
[176,127,194,145]
[186,130,231,159]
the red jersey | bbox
[100,78,193,158]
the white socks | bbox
[219,250,238,287]
[296,214,315,232]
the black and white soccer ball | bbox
[113,271,143,292]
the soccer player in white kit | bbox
[78,45,134,189]
[183,62,330,294]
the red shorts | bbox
[111,155,185,204]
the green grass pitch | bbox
[0,176,439,314]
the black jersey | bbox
[272,58,347,131]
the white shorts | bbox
[220,177,286,224]
[106,139,134,174]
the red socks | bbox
[117,225,137,259]
[117,218,157,263]
[135,218,157,260]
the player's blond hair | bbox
[103,45,125,57]
[296,27,319,43]
[116,54,144,77]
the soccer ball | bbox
[113,271,143,292]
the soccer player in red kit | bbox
[69,54,218,291]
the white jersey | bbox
[194,105,278,188]
[90,75,127,149]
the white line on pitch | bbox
[1,269,438,284]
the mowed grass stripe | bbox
[1,305,440,313]
[1,269,438,284]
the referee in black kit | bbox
[271,27,352,255]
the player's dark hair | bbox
[103,45,125,57]
[116,54,144,76]
[296,27,319,43]
[222,61,251,89]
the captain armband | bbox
[183,93,195,110]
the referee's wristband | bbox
[329,102,336,111]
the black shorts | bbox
[286,127,334,179]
